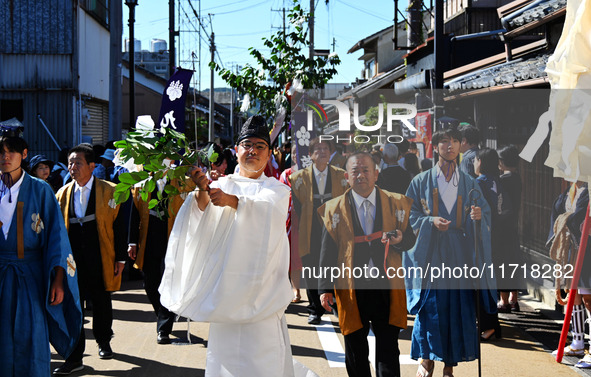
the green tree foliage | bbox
[211,0,340,134]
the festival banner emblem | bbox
[157,68,194,133]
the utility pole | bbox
[184,0,203,92]
[208,31,215,142]
[332,37,336,52]
[283,8,286,36]
[433,0,444,129]
[199,0,202,93]
[192,52,199,143]
[408,0,424,47]
[169,0,176,76]
[229,74,234,142]
[125,0,138,129]
[109,0,122,139]
[434,0,444,89]
[271,8,287,42]
[309,0,314,59]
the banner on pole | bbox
[157,68,194,134]
[410,112,433,159]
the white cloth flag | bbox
[520,0,591,183]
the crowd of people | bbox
[1,116,590,377]
[286,123,590,376]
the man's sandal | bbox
[552,345,585,357]
[416,359,434,377]
[576,355,591,369]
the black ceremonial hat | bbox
[237,115,270,146]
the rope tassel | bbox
[0,172,15,203]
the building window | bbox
[0,99,24,122]
[365,58,376,79]
[81,0,109,28]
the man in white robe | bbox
[159,115,296,377]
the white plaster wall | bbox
[78,8,110,101]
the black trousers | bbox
[143,247,175,334]
[344,290,401,377]
[301,253,325,317]
[67,288,113,362]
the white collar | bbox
[436,163,458,183]
[11,171,25,192]
[351,187,377,211]
[0,172,26,239]
[312,164,328,177]
[74,175,94,192]
[2,171,25,197]
[228,173,267,182]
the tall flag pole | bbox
[556,203,591,362]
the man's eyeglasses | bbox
[239,141,268,151]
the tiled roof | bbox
[445,54,549,92]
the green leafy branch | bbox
[113,125,218,212]
[210,0,340,134]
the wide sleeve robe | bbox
[159,174,293,323]
[402,168,497,364]
[0,174,82,377]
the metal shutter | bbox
[83,101,109,146]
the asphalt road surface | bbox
[50,279,591,376]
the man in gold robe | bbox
[318,151,415,377]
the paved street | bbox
[51,279,591,376]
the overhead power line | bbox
[337,0,393,23]
[201,0,255,11]
[212,0,271,15]
[217,29,270,37]
[187,0,212,39]
[179,2,210,46]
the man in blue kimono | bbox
[403,127,496,377]
[0,124,82,377]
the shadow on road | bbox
[50,353,204,377]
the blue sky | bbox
[123,0,404,89]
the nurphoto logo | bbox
[307,100,418,133]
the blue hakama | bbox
[403,168,496,365]
[0,174,82,376]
